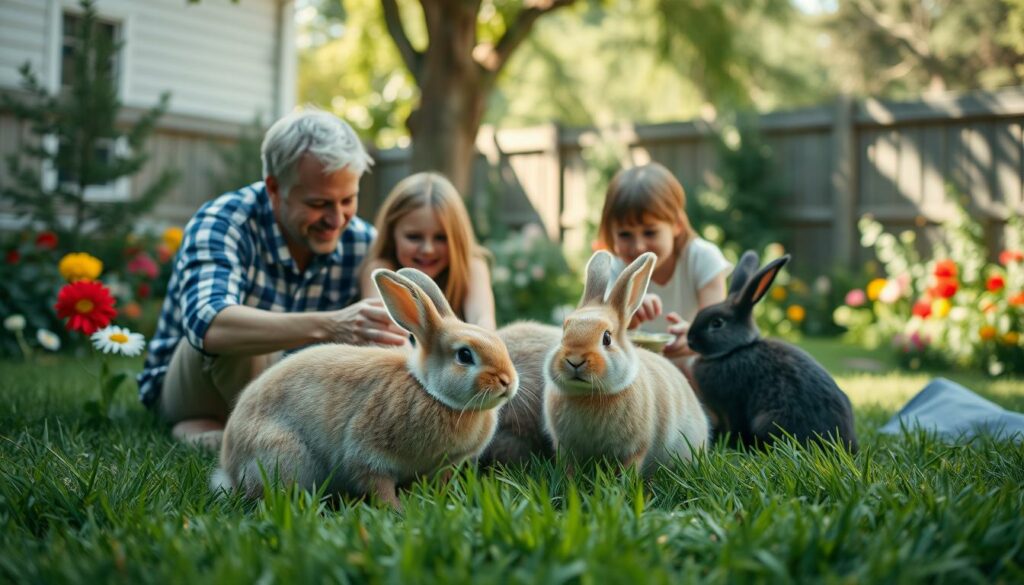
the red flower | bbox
[986,275,1005,292]
[136,282,151,300]
[54,281,117,335]
[999,250,1024,266]
[932,278,958,299]
[1011,292,1024,307]
[5,249,19,265]
[35,231,58,250]
[933,259,958,279]
[912,299,932,319]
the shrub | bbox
[0,226,180,357]
[834,193,1024,376]
[487,224,582,327]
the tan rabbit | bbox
[543,251,709,475]
[478,321,562,466]
[213,267,518,508]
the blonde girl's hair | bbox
[364,172,481,316]
[598,162,697,254]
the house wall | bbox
[0,0,288,124]
[0,0,295,226]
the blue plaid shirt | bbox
[138,182,375,407]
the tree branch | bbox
[381,0,423,84]
[849,0,933,63]
[480,0,577,76]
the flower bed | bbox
[835,199,1024,376]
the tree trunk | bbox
[407,70,487,197]
[381,0,575,196]
[405,7,487,196]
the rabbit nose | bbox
[565,357,585,370]
[498,373,511,389]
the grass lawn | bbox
[1,338,1023,583]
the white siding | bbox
[0,0,290,125]
[0,0,52,90]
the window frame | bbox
[44,0,135,202]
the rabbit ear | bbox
[607,252,657,324]
[373,269,441,340]
[396,267,454,319]
[580,250,613,306]
[735,254,790,311]
[729,250,760,295]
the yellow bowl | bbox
[627,331,675,353]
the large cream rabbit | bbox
[214,268,518,508]
[543,251,709,475]
[478,321,562,466]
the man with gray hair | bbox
[138,109,406,448]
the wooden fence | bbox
[3,86,1022,275]
[361,87,1024,274]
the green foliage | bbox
[835,192,1024,376]
[0,0,177,263]
[486,225,583,326]
[1,350,1023,582]
[689,120,788,255]
[0,232,66,357]
[821,0,1024,97]
[298,0,417,146]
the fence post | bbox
[831,93,856,268]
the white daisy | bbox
[91,325,145,357]
[4,314,26,332]
[36,328,61,351]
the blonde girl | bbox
[360,172,496,329]
[600,162,732,360]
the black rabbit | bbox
[687,251,858,453]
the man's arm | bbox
[203,300,407,355]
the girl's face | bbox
[611,215,681,271]
[393,205,450,278]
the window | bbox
[60,12,121,90]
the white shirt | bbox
[611,237,732,334]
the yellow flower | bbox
[1002,331,1020,346]
[786,305,806,323]
[866,278,888,301]
[979,325,997,341]
[771,286,788,301]
[58,252,103,282]
[162,227,184,252]
[931,298,951,318]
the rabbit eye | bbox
[710,317,725,330]
[602,330,612,347]
[408,334,416,347]
[456,347,475,366]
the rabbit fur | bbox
[215,267,518,507]
[477,321,562,466]
[543,251,709,475]
[687,251,858,452]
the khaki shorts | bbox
[157,338,280,424]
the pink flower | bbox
[895,272,912,296]
[845,289,867,307]
[127,252,158,279]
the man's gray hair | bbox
[261,108,373,195]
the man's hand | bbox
[327,298,407,346]
[629,293,663,329]
[662,312,695,358]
